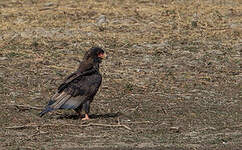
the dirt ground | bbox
[0,0,241,149]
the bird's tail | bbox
[39,100,55,117]
[39,107,53,117]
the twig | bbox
[68,135,107,138]
[161,107,167,114]
[39,6,58,11]
[5,123,132,130]
[7,104,43,110]
[28,131,49,138]
[122,121,151,124]
[5,124,56,129]
[88,123,132,130]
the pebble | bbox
[96,15,108,25]
[44,2,54,7]
[0,57,7,61]
[0,72,4,77]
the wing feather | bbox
[50,92,71,109]
[57,62,97,93]
[60,96,83,109]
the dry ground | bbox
[0,0,241,149]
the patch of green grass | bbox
[6,52,21,58]
[124,82,134,92]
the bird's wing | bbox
[47,91,84,110]
[59,73,102,109]
[57,62,96,93]
[49,92,73,109]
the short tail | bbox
[39,107,53,117]
[39,99,55,117]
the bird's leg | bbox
[74,105,83,118]
[77,111,82,118]
[82,101,90,120]
[82,114,90,120]
[74,109,82,118]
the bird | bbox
[39,47,105,120]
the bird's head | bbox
[83,47,106,63]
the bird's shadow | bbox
[57,112,121,120]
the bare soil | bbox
[0,0,241,149]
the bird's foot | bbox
[81,114,90,120]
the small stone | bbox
[230,23,242,32]
[44,2,54,7]
[10,92,19,97]
[184,96,191,99]
[170,126,181,133]
[144,43,166,48]
[0,57,7,61]
[143,55,152,62]
[135,69,140,72]
[148,22,156,26]
[96,15,108,25]
[230,23,241,29]
[0,71,4,77]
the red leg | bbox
[82,114,90,120]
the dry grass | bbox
[0,0,241,149]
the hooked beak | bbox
[98,53,106,59]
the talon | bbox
[82,114,90,120]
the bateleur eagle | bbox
[39,47,105,120]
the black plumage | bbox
[40,47,105,120]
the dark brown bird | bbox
[40,47,105,120]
